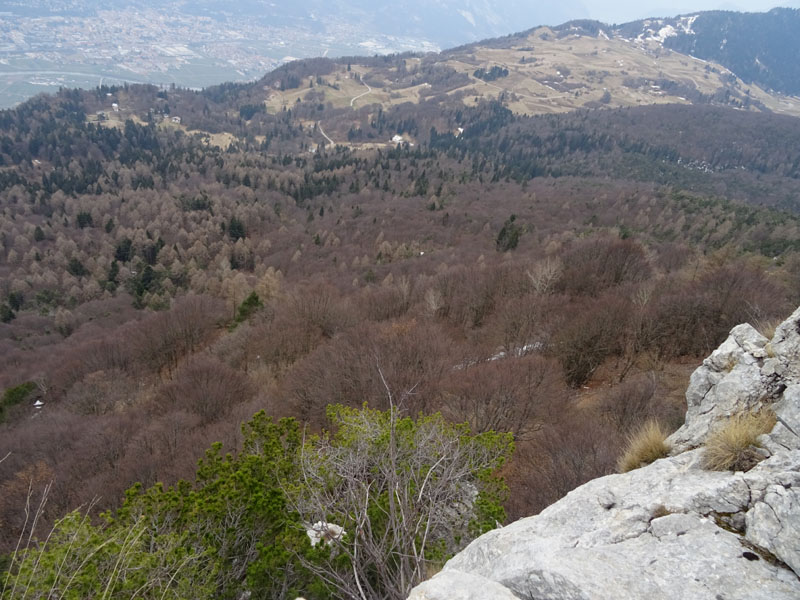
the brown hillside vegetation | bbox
[0,78,799,558]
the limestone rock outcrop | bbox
[408,307,800,600]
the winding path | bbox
[317,121,335,147]
[350,75,372,107]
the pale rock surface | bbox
[408,307,800,600]
[667,323,768,452]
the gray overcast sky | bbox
[579,1,799,23]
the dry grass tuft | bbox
[754,318,779,341]
[617,420,671,473]
[703,410,776,472]
[650,504,672,520]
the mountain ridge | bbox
[230,7,800,126]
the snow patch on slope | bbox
[680,14,699,34]
[633,14,698,45]
[650,24,678,43]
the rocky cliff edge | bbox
[408,306,800,600]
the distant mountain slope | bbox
[664,8,800,96]
[249,22,800,125]
[614,8,800,96]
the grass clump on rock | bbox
[617,420,671,473]
[703,410,776,472]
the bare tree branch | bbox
[285,366,513,600]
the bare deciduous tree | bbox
[287,369,513,600]
[160,354,254,423]
[526,256,562,295]
[439,354,564,441]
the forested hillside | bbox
[660,8,800,96]
[1,68,800,597]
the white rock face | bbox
[408,307,800,600]
[667,322,769,452]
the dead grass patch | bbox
[753,318,779,341]
[617,420,671,473]
[703,410,776,472]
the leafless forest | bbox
[2,67,799,568]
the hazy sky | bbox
[580,1,799,23]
